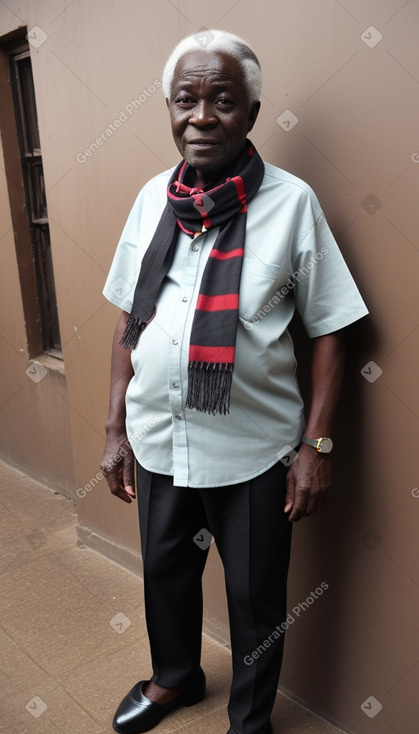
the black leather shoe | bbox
[113,667,205,733]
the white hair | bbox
[162,29,262,103]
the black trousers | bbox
[136,460,293,734]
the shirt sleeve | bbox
[102,190,145,313]
[292,210,369,337]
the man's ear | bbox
[247,101,261,133]
[166,98,170,110]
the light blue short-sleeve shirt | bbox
[103,162,368,487]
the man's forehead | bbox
[172,50,244,85]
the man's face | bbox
[167,49,260,186]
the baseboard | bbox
[76,524,143,577]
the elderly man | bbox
[101,30,368,734]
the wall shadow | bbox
[280,303,381,720]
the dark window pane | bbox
[32,224,61,352]
[10,47,62,355]
[15,55,40,153]
[27,158,47,221]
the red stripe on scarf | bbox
[209,247,244,260]
[189,345,235,363]
[232,176,247,213]
[196,293,239,311]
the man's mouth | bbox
[188,140,220,148]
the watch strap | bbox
[302,436,318,449]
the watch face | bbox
[318,438,333,453]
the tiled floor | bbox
[0,461,344,734]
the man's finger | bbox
[288,485,310,522]
[103,469,121,494]
[115,488,134,503]
[122,450,136,498]
[305,487,321,516]
[110,472,134,503]
[284,471,295,514]
[103,466,133,502]
[288,505,302,522]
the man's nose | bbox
[189,100,217,126]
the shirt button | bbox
[172,339,179,345]
[182,296,188,302]
[175,414,183,421]
[191,245,199,252]
[172,382,180,389]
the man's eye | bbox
[175,97,194,104]
[216,98,234,106]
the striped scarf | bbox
[120,140,265,414]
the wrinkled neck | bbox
[186,146,247,191]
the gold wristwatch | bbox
[302,436,333,454]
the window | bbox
[0,34,62,357]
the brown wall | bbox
[0,1,418,732]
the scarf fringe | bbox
[119,315,146,350]
[186,362,233,415]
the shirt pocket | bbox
[238,257,282,323]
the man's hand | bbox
[284,443,331,522]
[100,311,135,504]
[283,330,344,521]
[100,430,135,503]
